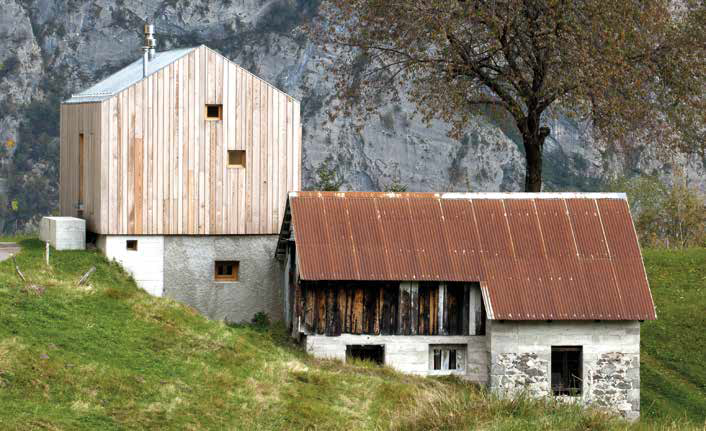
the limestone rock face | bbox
[0,0,702,220]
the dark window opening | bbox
[215,260,239,281]
[476,295,487,336]
[431,345,465,371]
[552,346,583,396]
[205,104,222,120]
[346,345,384,365]
[126,240,138,251]
[228,150,246,168]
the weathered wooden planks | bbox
[60,45,301,235]
[298,281,474,337]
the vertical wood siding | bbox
[60,46,301,235]
[59,102,104,232]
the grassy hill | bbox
[0,239,703,430]
[640,248,706,424]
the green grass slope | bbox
[640,248,706,424]
[0,239,702,430]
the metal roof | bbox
[286,191,656,321]
[63,47,198,104]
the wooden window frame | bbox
[227,150,246,168]
[205,104,223,121]
[126,240,138,251]
[215,260,239,282]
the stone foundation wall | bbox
[488,320,641,420]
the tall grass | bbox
[0,239,703,430]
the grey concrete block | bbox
[39,217,85,250]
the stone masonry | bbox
[488,320,641,421]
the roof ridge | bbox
[289,191,627,200]
[64,46,198,104]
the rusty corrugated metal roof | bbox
[287,191,656,321]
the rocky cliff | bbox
[0,0,703,230]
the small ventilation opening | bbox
[126,240,138,251]
[552,346,583,396]
[228,150,246,168]
[346,345,384,365]
[215,260,239,281]
[205,104,222,120]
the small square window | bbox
[215,260,239,281]
[228,150,246,168]
[205,104,222,120]
[126,240,138,251]
[430,345,465,371]
[552,346,583,396]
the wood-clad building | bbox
[60,45,302,235]
[60,33,301,321]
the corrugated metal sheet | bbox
[288,191,656,321]
[64,47,197,104]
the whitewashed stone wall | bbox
[488,320,641,420]
[305,334,488,382]
[97,235,164,297]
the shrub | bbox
[251,311,271,329]
[384,181,408,192]
[312,161,344,191]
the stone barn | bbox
[58,26,301,322]
[277,191,656,420]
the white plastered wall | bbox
[305,334,488,382]
[97,235,164,297]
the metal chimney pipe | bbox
[143,23,156,77]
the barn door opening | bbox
[346,345,384,365]
[78,133,85,216]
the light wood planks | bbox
[60,45,301,235]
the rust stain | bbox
[288,192,656,321]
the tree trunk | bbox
[520,120,550,192]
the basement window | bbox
[430,345,465,371]
[228,150,246,168]
[552,346,583,396]
[346,345,384,365]
[215,260,239,282]
[126,240,138,251]
[205,104,223,120]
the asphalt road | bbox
[0,243,20,262]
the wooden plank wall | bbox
[59,102,103,232]
[61,45,302,235]
[296,281,473,336]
